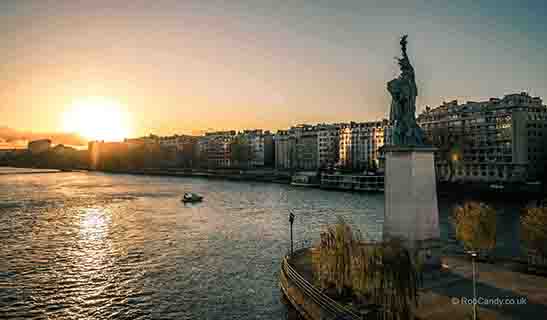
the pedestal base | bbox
[383,146,441,266]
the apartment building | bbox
[238,130,274,167]
[274,125,318,171]
[28,139,51,155]
[201,131,236,168]
[417,92,547,183]
[274,130,296,170]
[275,124,320,171]
[294,126,318,170]
[155,135,198,152]
[338,120,392,171]
[274,121,391,171]
[316,124,340,169]
[206,137,232,168]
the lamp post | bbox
[467,250,478,320]
[289,211,295,256]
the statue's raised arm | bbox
[400,35,408,58]
[397,34,414,77]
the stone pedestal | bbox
[383,146,441,267]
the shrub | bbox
[453,202,496,254]
[521,206,547,257]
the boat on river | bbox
[182,192,203,203]
[290,173,320,188]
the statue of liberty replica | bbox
[387,35,425,146]
[383,35,440,269]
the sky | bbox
[1,0,546,145]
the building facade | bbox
[202,131,236,169]
[263,133,275,167]
[277,124,320,171]
[295,127,318,171]
[316,124,340,169]
[274,121,391,172]
[194,130,274,169]
[88,141,129,170]
[238,129,274,168]
[155,135,198,152]
[28,139,51,155]
[196,137,209,168]
[338,120,392,171]
[157,135,198,167]
[274,130,296,170]
[206,137,232,168]
[417,92,547,183]
[125,134,199,168]
[274,125,318,171]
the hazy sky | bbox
[1,0,546,139]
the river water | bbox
[0,169,528,319]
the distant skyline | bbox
[1,0,546,146]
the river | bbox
[0,169,529,319]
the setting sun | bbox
[62,97,132,142]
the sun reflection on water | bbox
[80,208,111,241]
[77,207,113,276]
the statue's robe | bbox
[387,79,403,122]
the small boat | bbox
[489,184,504,190]
[182,192,203,203]
[290,174,320,188]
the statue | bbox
[387,35,424,146]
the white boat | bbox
[489,184,504,190]
[182,192,203,203]
[290,173,320,187]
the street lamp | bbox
[467,250,478,320]
[289,211,295,256]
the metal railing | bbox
[286,239,314,256]
[281,255,370,320]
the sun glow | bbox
[63,97,132,141]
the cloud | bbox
[0,127,87,149]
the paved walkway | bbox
[289,250,547,320]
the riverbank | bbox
[3,165,544,198]
[95,168,292,184]
[437,181,544,200]
[0,167,62,175]
[101,169,545,198]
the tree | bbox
[521,206,547,257]
[364,238,420,320]
[318,217,355,295]
[317,218,420,320]
[453,202,497,255]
